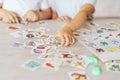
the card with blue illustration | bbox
[22,60,41,71]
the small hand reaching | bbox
[60,27,77,46]
[0,9,20,23]
[24,10,39,22]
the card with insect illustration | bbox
[68,71,89,80]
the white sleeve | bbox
[50,0,56,11]
[41,0,50,10]
[83,0,96,6]
[0,0,4,4]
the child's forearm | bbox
[63,4,94,32]
[0,8,3,18]
[0,3,2,8]
[52,10,58,19]
[38,8,52,20]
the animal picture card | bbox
[8,26,20,30]
[37,52,55,60]
[24,40,36,48]
[22,60,41,71]
[57,52,74,61]
[70,55,89,70]
[105,62,120,72]
[9,31,23,38]
[42,59,62,71]
[23,30,36,38]
[68,71,89,80]
[32,44,50,55]
[78,23,120,62]
[12,42,25,49]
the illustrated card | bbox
[70,55,89,70]
[78,22,120,62]
[105,62,120,72]
[42,59,62,71]
[12,42,24,49]
[22,60,41,71]
[68,71,89,80]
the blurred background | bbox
[48,0,120,18]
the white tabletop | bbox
[0,19,120,80]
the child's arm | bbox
[60,4,94,46]
[0,8,20,23]
[52,10,58,19]
[0,3,2,8]
[24,8,51,22]
[0,3,2,20]
[38,7,52,20]
[0,3,20,23]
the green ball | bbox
[92,66,101,76]
[87,56,98,64]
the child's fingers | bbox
[64,34,70,46]
[64,16,71,22]
[68,35,73,45]
[12,14,20,23]
[7,15,15,23]
[57,17,64,22]
[10,12,19,23]
[60,17,65,22]
[6,18,12,23]
[24,17,28,21]
[23,14,29,21]
[58,16,71,22]
[14,17,20,23]
[61,34,65,46]
[71,36,76,45]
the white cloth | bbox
[51,0,96,18]
[0,0,50,18]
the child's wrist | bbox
[61,26,73,32]
[36,11,41,20]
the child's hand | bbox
[0,9,20,23]
[24,10,39,22]
[60,27,76,46]
[57,16,72,22]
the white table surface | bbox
[0,19,120,80]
